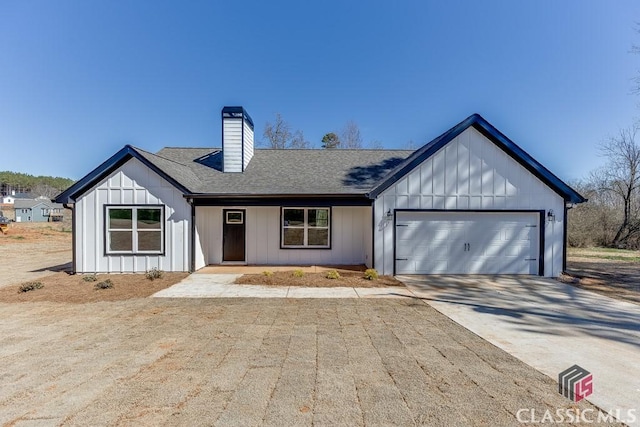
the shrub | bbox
[145,268,164,281]
[325,270,340,280]
[18,282,44,293]
[94,279,113,290]
[364,268,379,280]
[82,274,97,282]
[292,269,305,278]
[262,270,274,277]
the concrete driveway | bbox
[400,275,640,426]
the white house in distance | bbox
[55,107,585,276]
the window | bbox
[282,208,330,248]
[106,206,164,254]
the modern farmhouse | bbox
[55,107,585,276]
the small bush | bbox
[145,268,164,281]
[325,270,340,279]
[18,282,44,293]
[292,269,305,278]
[94,279,113,290]
[82,274,98,282]
[262,270,274,277]
[364,268,379,280]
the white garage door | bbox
[395,211,540,275]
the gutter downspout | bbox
[189,198,196,273]
[63,203,76,274]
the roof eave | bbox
[55,145,191,204]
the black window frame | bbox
[280,207,331,249]
[104,204,165,255]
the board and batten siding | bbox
[223,118,243,173]
[195,206,372,269]
[74,157,191,273]
[374,127,565,277]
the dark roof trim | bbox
[185,193,369,199]
[190,194,371,207]
[222,106,254,130]
[368,114,586,204]
[55,145,190,204]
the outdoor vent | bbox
[222,106,255,173]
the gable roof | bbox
[14,199,63,209]
[55,114,585,205]
[368,114,586,203]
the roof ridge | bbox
[131,145,197,167]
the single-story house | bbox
[14,198,65,222]
[55,107,585,276]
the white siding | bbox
[243,121,254,170]
[74,158,191,273]
[223,118,243,172]
[195,206,371,266]
[375,127,565,277]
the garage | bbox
[395,211,542,275]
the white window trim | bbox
[105,205,165,255]
[281,207,331,249]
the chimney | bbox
[222,106,254,173]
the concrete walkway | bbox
[152,273,415,299]
[400,275,640,426]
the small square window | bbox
[226,211,243,224]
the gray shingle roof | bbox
[147,148,413,195]
[14,199,64,209]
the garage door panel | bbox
[395,211,539,275]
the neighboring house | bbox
[14,198,65,222]
[55,107,585,276]
[1,195,15,204]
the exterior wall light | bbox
[547,209,555,222]
[385,209,393,220]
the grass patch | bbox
[570,254,640,262]
[82,274,98,282]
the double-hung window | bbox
[282,208,330,248]
[106,206,164,254]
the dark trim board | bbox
[563,205,568,272]
[392,209,545,276]
[191,196,371,207]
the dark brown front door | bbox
[223,210,245,262]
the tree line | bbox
[0,171,74,199]
[261,113,389,150]
[568,30,640,249]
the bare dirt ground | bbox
[0,298,618,426]
[0,271,188,303]
[0,221,73,288]
[236,271,404,288]
[564,247,640,305]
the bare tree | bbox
[262,113,292,149]
[597,126,640,247]
[368,140,384,149]
[341,121,362,149]
[405,140,417,150]
[262,113,311,149]
[290,130,311,149]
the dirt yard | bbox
[235,271,404,288]
[564,247,640,305]
[0,221,73,288]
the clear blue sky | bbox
[1,1,639,182]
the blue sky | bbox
[1,1,639,182]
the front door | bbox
[223,210,246,262]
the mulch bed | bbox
[0,272,188,303]
[235,271,404,288]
